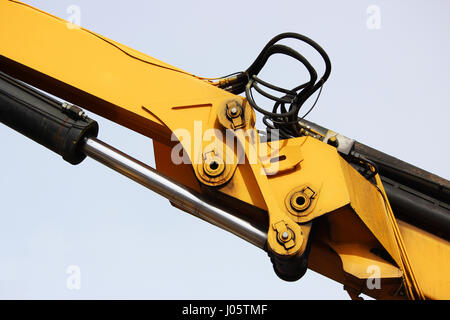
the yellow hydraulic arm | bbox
[0,0,449,300]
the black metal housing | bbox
[353,142,450,240]
[0,71,98,165]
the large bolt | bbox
[290,192,310,212]
[226,102,242,119]
[203,156,225,177]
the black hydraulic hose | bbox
[246,32,331,82]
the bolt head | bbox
[327,136,339,147]
[226,103,242,119]
[203,157,225,177]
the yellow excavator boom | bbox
[0,0,448,300]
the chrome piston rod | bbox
[82,137,267,249]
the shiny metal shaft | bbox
[82,137,267,249]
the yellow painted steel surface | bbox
[398,221,450,300]
[0,0,448,299]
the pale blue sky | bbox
[0,0,449,299]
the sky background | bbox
[0,0,449,299]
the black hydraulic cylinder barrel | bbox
[0,71,98,164]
